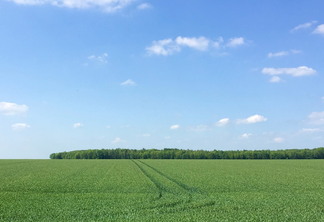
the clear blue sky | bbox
[1,0,324,158]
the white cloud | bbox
[267,50,301,58]
[291,21,317,32]
[73,122,83,128]
[226,37,245,47]
[146,39,180,56]
[175,36,210,51]
[146,36,246,56]
[7,0,45,5]
[262,66,316,77]
[88,53,108,63]
[11,123,30,131]
[238,114,267,124]
[241,133,252,139]
[216,118,230,127]
[137,3,151,10]
[8,0,135,13]
[170,124,180,130]
[112,137,123,144]
[0,102,29,115]
[268,51,289,58]
[301,128,322,133]
[142,133,151,137]
[120,79,136,86]
[308,111,324,125]
[273,137,284,143]
[313,24,324,35]
[269,76,282,83]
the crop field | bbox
[0,159,323,221]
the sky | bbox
[1,0,324,159]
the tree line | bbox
[50,147,324,159]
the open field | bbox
[0,159,323,221]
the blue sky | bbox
[1,0,324,158]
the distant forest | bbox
[50,147,324,159]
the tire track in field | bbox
[132,159,163,199]
[137,160,198,195]
[132,160,216,211]
[132,159,188,209]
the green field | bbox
[0,160,323,221]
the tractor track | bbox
[137,160,199,195]
[131,159,163,199]
[131,160,216,211]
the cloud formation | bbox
[241,133,252,139]
[226,37,245,48]
[112,137,123,144]
[8,0,135,13]
[308,111,324,125]
[73,123,83,128]
[216,118,230,127]
[88,53,108,63]
[146,39,180,56]
[313,24,324,35]
[267,50,301,58]
[0,102,29,115]
[170,124,180,130]
[301,128,322,133]
[120,79,136,86]
[273,137,284,143]
[11,123,31,131]
[137,3,151,10]
[175,36,210,51]
[146,36,245,56]
[269,76,282,83]
[262,66,316,77]
[291,21,317,32]
[237,114,267,124]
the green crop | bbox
[0,159,323,221]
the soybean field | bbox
[0,159,323,221]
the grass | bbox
[0,159,323,221]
